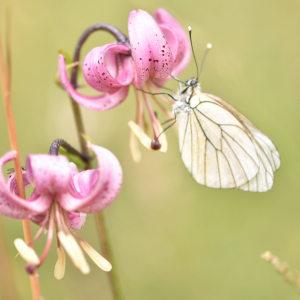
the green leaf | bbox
[58,148,85,171]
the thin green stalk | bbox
[66,23,128,300]
[95,212,123,300]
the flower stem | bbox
[0,26,41,300]
[67,23,127,300]
[69,23,128,159]
[49,138,91,162]
[95,212,123,300]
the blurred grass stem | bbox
[262,251,300,295]
[0,217,19,300]
[0,22,41,300]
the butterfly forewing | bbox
[176,92,279,191]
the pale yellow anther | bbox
[128,121,152,151]
[54,247,66,280]
[14,238,40,265]
[80,241,112,272]
[58,232,90,274]
[130,131,142,163]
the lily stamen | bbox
[29,223,47,247]
[142,92,159,140]
[62,212,112,272]
[54,247,65,280]
[133,88,143,128]
[14,239,40,265]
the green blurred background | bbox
[0,0,299,299]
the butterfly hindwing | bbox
[202,93,280,192]
[177,93,264,190]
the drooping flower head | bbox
[58,9,191,161]
[0,142,122,278]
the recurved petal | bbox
[59,54,130,111]
[58,142,123,213]
[128,9,174,89]
[0,151,52,217]
[26,154,71,195]
[71,169,98,197]
[153,8,191,76]
[82,44,134,93]
[67,211,87,230]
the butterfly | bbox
[172,77,280,192]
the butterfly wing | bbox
[177,93,279,191]
[202,93,280,192]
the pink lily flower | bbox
[0,142,122,279]
[58,9,190,161]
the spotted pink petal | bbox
[82,44,134,93]
[67,211,87,230]
[153,8,191,76]
[26,154,71,196]
[58,142,123,213]
[0,151,53,218]
[58,54,130,111]
[128,9,174,89]
[158,24,178,62]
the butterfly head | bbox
[178,77,201,98]
[186,77,198,88]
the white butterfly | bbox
[173,79,280,192]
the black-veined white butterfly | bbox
[172,76,280,192]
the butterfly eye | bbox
[190,78,198,87]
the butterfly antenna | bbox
[198,43,212,80]
[188,27,199,80]
[150,78,175,93]
[137,89,177,101]
[170,74,187,85]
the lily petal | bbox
[128,9,174,89]
[158,24,178,62]
[82,44,134,93]
[26,154,71,195]
[153,8,191,76]
[0,151,52,217]
[58,54,129,111]
[67,211,87,230]
[58,142,123,213]
[72,169,98,197]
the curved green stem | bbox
[67,23,126,300]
